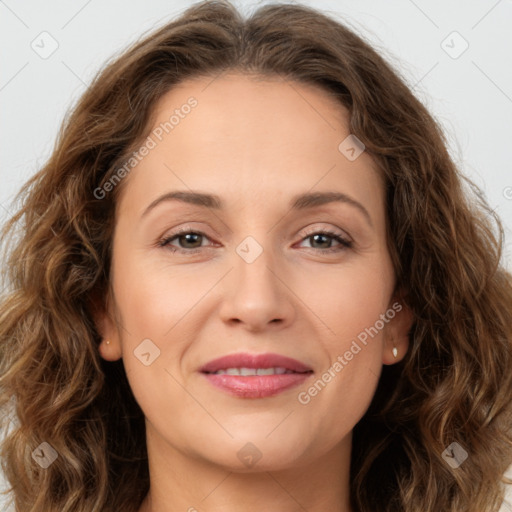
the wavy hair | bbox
[1,1,511,510]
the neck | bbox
[138,427,353,512]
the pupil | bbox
[181,233,201,248]
[312,234,329,248]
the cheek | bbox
[109,245,186,397]
[298,255,393,425]
[111,271,196,433]
[296,270,388,433]
[112,246,206,340]
[300,257,393,344]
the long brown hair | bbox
[1,1,511,510]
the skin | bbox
[95,72,413,512]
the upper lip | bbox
[200,352,313,374]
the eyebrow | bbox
[141,190,373,227]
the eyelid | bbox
[294,225,353,253]
[159,223,217,242]
[299,224,351,242]
[158,223,353,253]
[157,225,214,250]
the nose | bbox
[218,241,296,332]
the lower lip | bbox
[201,372,312,398]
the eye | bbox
[297,229,352,253]
[158,229,213,254]
[157,227,353,255]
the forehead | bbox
[153,72,349,149]
[116,72,384,218]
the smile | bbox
[207,367,296,375]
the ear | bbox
[382,295,414,366]
[89,287,123,362]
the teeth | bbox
[212,367,292,376]
[257,368,277,375]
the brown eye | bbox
[175,232,203,249]
[298,230,352,253]
[308,233,334,249]
[159,230,211,253]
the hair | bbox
[1,1,511,510]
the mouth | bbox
[199,352,314,398]
[206,367,299,375]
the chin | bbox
[194,435,312,473]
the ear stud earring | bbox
[392,345,398,359]
[106,340,111,345]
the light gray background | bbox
[1,1,511,510]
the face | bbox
[96,72,412,472]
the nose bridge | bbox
[233,233,279,295]
[219,231,294,329]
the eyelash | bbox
[157,227,353,255]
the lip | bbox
[199,352,313,399]
[200,352,313,373]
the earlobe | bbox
[89,291,123,361]
[383,298,414,365]
[383,334,409,365]
[98,337,122,361]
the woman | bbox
[1,1,511,511]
